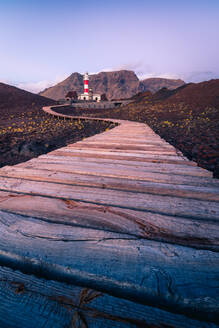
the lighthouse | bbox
[83,72,89,95]
[78,72,101,102]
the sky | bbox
[0,0,219,93]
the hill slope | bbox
[0,82,55,116]
[0,82,114,168]
[39,70,185,100]
[162,79,219,109]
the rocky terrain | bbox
[0,83,115,168]
[39,70,185,100]
[54,79,219,178]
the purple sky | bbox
[1,0,219,93]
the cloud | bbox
[183,71,219,83]
[16,74,68,94]
[89,68,113,75]
[90,67,219,83]
[0,78,12,84]
[91,64,184,82]
[117,61,144,71]
[100,67,117,72]
[90,62,149,75]
[89,67,123,75]
[17,80,54,93]
[138,72,182,80]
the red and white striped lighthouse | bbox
[83,72,89,95]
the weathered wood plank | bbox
[17,158,210,182]
[0,167,218,201]
[61,145,182,157]
[82,138,175,147]
[0,210,218,324]
[0,266,215,328]
[69,141,178,154]
[28,154,217,186]
[0,176,218,220]
[48,149,201,167]
[89,137,170,144]
[0,191,218,251]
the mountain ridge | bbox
[39,70,185,100]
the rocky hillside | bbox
[141,77,185,94]
[0,82,55,116]
[39,70,185,100]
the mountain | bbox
[39,73,83,102]
[0,82,55,115]
[89,70,142,100]
[39,70,141,100]
[141,78,185,94]
[39,70,185,100]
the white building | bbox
[78,72,101,102]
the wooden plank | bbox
[70,141,178,154]
[31,154,217,185]
[39,152,194,167]
[48,149,200,167]
[70,146,178,156]
[0,266,214,328]
[82,138,175,147]
[0,177,218,220]
[0,210,218,325]
[0,167,218,201]
[34,154,207,175]
[89,136,167,143]
[0,191,218,251]
[32,154,212,178]
[65,145,181,156]
[14,161,213,184]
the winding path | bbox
[0,105,218,327]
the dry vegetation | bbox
[0,82,116,167]
[0,108,115,168]
[55,80,219,178]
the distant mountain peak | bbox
[39,70,185,100]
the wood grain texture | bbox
[0,266,216,328]
[0,105,218,327]
[0,167,218,201]
[0,210,218,323]
[0,191,218,251]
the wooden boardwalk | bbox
[0,106,218,327]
